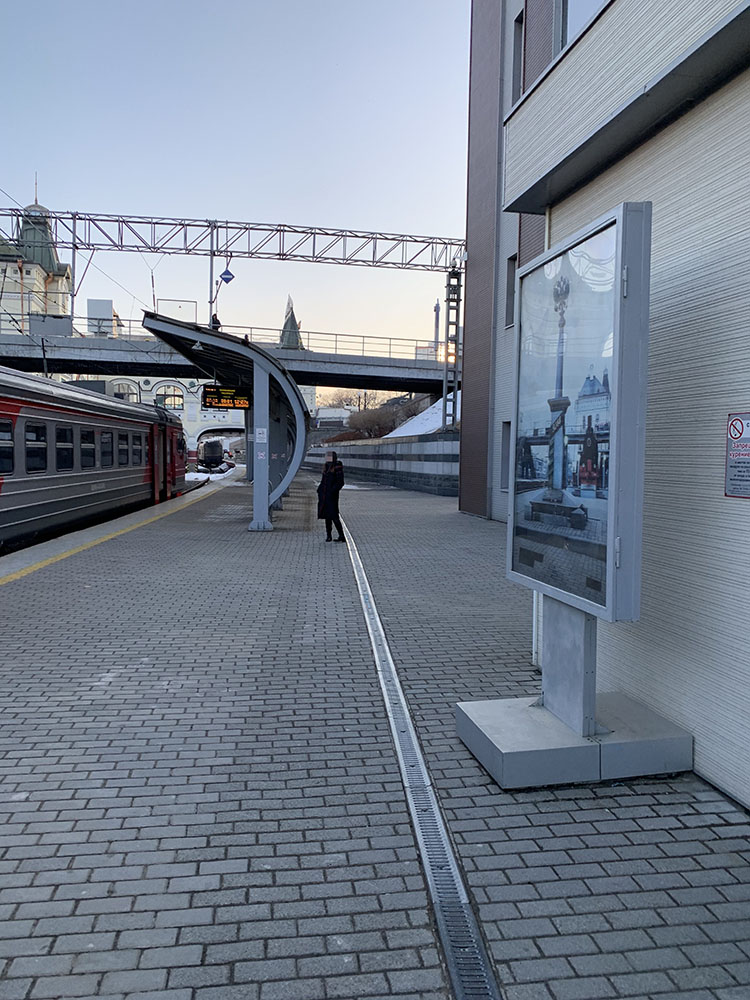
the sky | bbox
[2,0,470,343]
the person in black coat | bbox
[317,450,345,542]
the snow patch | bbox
[385,391,461,438]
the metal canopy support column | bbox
[244,406,253,482]
[249,364,272,531]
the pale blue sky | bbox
[3,0,470,340]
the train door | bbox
[165,430,173,498]
[160,427,168,502]
[151,425,168,503]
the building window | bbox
[505,255,517,327]
[501,421,512,491]
[512,11,524,104]
[560,0,604,49]
[80,429,96,469]
[26,423,47,473]
[132,434,142,465]
[113,382,139,403]
[0,419,13,474]
[118,433,130,466]
[56,426,74,472]
[155,384,184,410]
[101,431,114,468]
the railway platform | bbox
[0,472,748,1000]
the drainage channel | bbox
[344,524,505,1000]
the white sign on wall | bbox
[725,413,750,498]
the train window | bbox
[132,434,142,464]
[177,435,186,457]
[56,426,74,472]
[26,423,47,473]
[118,433,129,466]
[80,429,96,469]
[101,431,114,468]
[0,419,13,474]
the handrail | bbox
[0,313,449,362]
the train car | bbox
[0,366,186,551]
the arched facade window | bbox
[155,384,184,410]
[113,381,139,403]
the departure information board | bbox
[201,385,250,409]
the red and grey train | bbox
[0,365,186,551]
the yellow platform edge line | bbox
[0,488,213,588]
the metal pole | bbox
[208,222,215,326]
[433,298,440,358]
[248,364,272,530]
[70,213,77,325]
[245,405,253,482]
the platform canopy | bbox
[142,311,309,530]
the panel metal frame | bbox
[506,201,651,622]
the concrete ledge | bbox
[456,692,692,789]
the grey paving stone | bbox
[548,978,617,1000]
[2,477,749,1000]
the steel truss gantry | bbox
[0,208,465,273]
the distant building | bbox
[313,406,352,430]
[279,295,305,350]
[574,367,610,432]
[0,201,71,333]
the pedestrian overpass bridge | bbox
[0,316,446,394]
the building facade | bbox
[0,202,71,331]
[462,0,750,806]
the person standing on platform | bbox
[317,450,345,542]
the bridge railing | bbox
[0,312,446,363]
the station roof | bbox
[141,311,290,389]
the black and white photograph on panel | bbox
[512,224,616,606]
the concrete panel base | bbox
[456,693,692,789]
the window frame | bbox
[25,421,48,474]
[117,432,130,467]
[101,431,114,468]
[155,384,185,411]
[0,418,14,475]
[55,425,75,473]
[80,428,96,469]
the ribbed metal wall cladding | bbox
[519,212,546,266]
[505,0,739,207]
[549,69,750,808]
[460,0,504,517]
[523,0,555,89]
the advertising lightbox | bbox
[507,203,652,622]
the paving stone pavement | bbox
[341,484,750,1000]
[0,473,747,1000]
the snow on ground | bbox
[385,391,461,438]
[186,465,239,482]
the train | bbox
[0,365,186,551]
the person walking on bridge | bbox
[317,450,345,542]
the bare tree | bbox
[348,407,400,438]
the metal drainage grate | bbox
[344,523,505,1000]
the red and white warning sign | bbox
[726,413,750,498]
[729,417,745,440]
